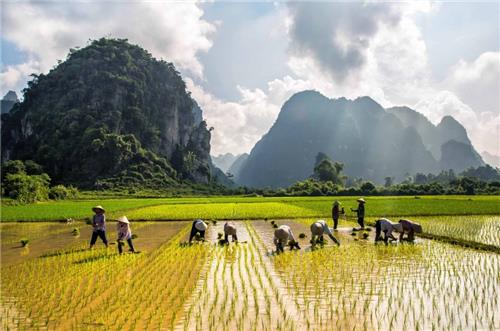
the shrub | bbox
[49,185,79,200]
[4,173,50,204]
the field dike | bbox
[177,221,303,330]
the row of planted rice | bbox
[1,219,499,330]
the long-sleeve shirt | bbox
[92,213,106,232]
[224,222,237,236]
[117,223,132,240]
[332,205,341,220]
[311,220,334,236]
[274,225,296,246]
[353,204,365,218]
[399,219,423,233]
[378,218,402,237]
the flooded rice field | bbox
[1,219,499,330]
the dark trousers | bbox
[90,230,108,246]
[189,221,205,242]
[118,238,135,254]
[375,220,382,241]
[224,233,238,242]
[357,217,365,228]
[333,218,339,230]
[375,221,389,243]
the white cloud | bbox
[1,2,215,95]
[0,60,40,95]
[186,76,312,155]
[446,52,500,113]
[284,2,435,108]
[415,91,500,156]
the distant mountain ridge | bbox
[212,153,239,173]
[236,90,484,188]
[1,91,19,114]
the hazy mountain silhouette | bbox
[1,91,19,114]
[237,90,484,188]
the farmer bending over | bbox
[189,219,208,243]
[398,219,423,242]
[310,220,340,247]
[351,198,366,229]
[224,222,238,243]
[274,225,300,253]
[375,218,403,243]
[90,205,108,249]
[116,216,135,254]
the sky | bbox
[1,1,499,158]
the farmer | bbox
[273,225,300,253]
[116,216,135,254]
[90,205,108,249]
[189,219,208,243]
[398,219,423,242]
[331,201,345,230]
[375,218,403,243]
[310,219,340,246]
[223,222,238,243]
[351,198,366,229]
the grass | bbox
[2,195,499,222]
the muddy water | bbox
[0,221,188,266]
[257,221,500,330]
[177,221,304,331]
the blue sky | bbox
[1,1,498,157]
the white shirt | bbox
[378,218,403,237]
[274,225,296,245]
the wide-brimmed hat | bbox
[333,201,340,206]
[195,219,208,231]
[117,216,129,224]
[92,205,105,212]
[357,198,366,203]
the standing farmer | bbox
[331,201,345,230]
[398,219,423,242]
[375,218,403,243]
[189,219,208,243]
[224,222,238,243]
[351,198,366,229]
[90,205,108,249]
[116,216,135,254]
[274,225,300,253]
[310,220,340,247]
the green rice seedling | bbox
[71,228,80,236]
[20,238,30,247]
[298,233,306,239]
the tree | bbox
[360,181,376,194]
[313,157,345,185]
[384,176,393,188]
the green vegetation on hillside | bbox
[1,38,217,190]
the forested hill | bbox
[1,38,220,189]
[237,90,484,188]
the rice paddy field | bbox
[1,195,500,330]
